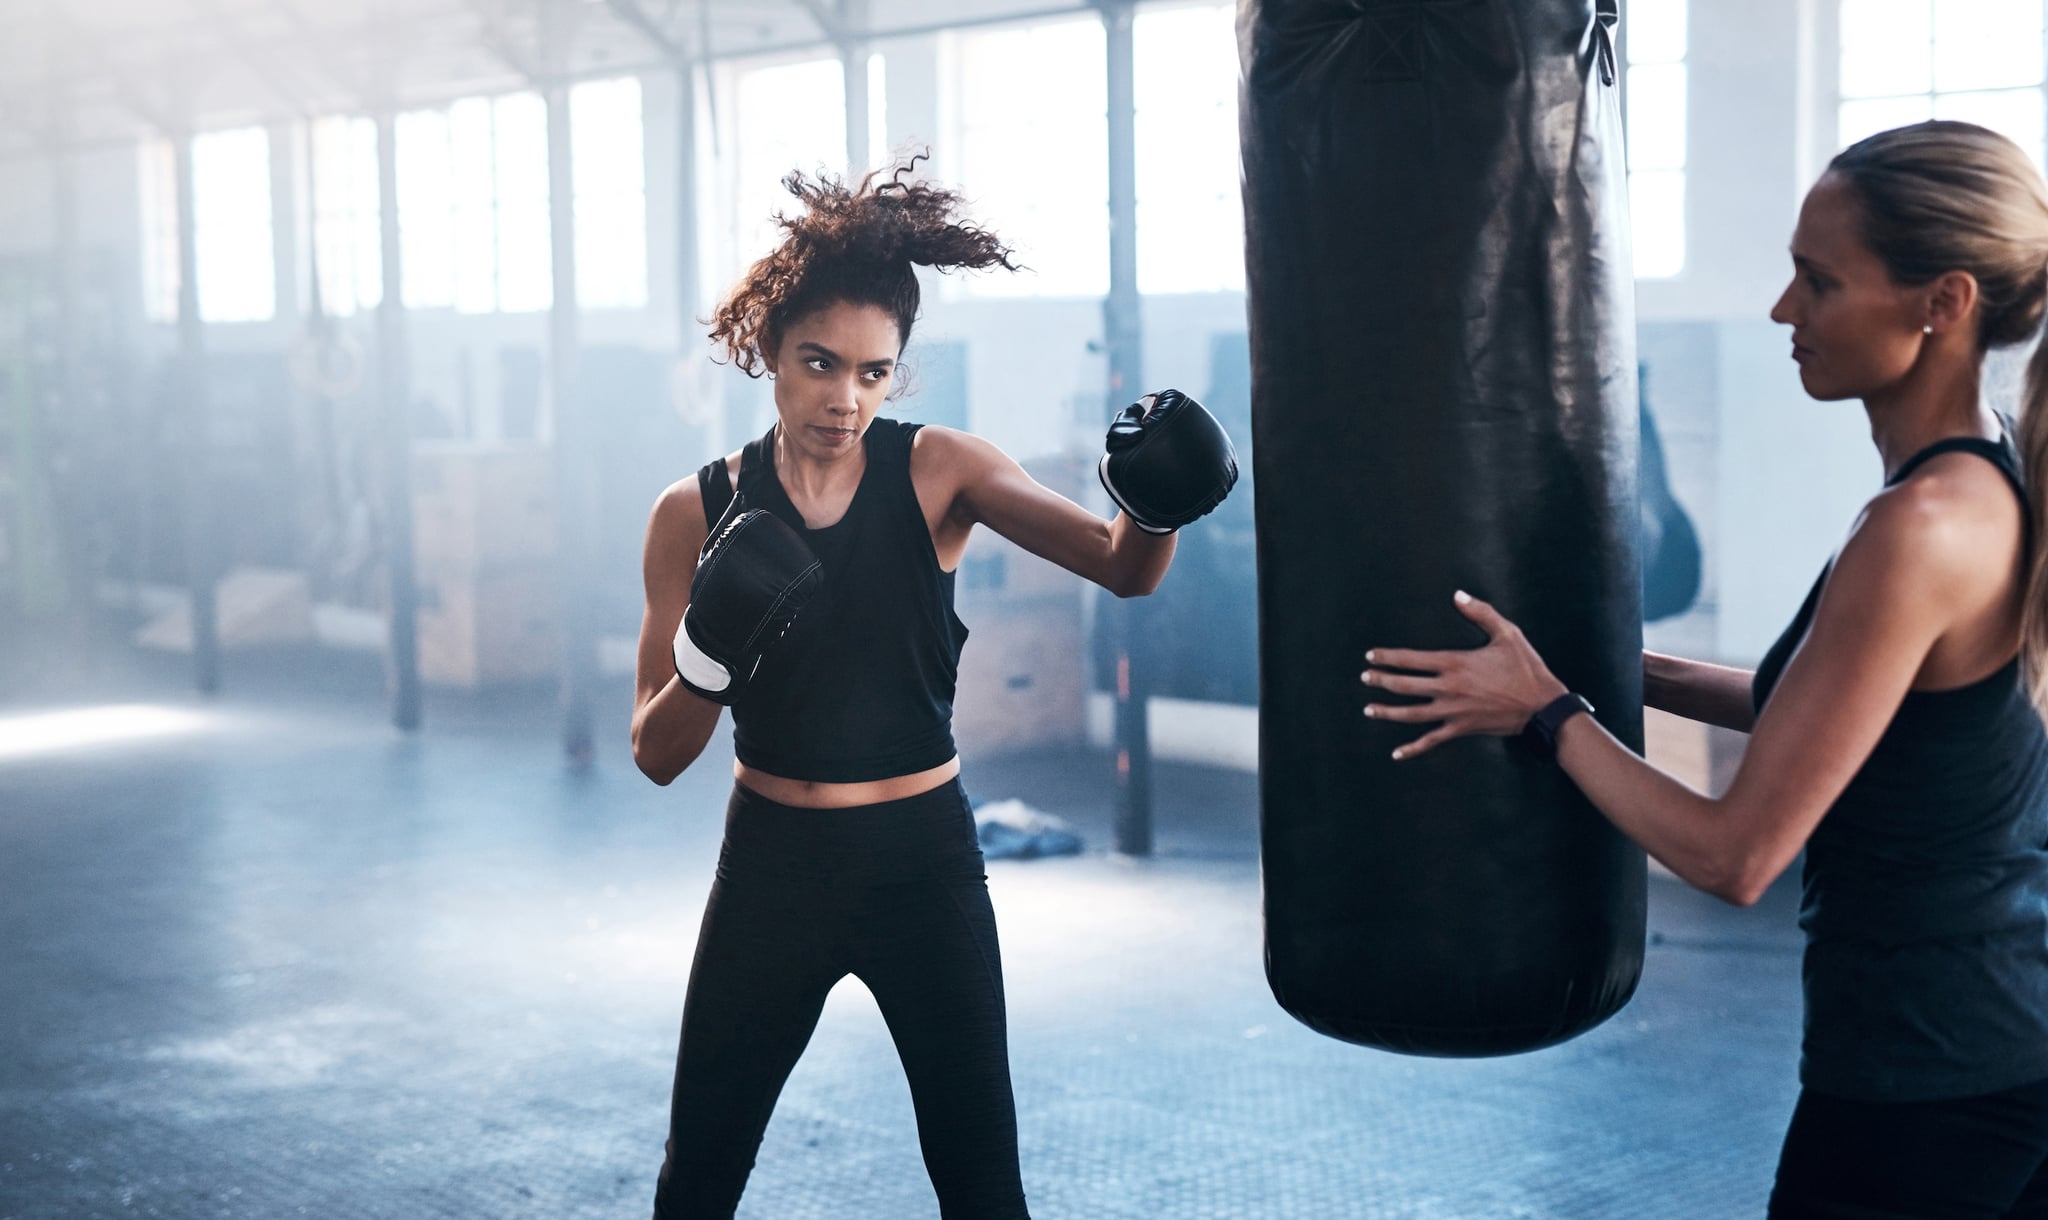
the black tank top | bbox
[696,419,968,783]
[1752,435,2048,1101]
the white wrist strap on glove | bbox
[1097,453,1178,535]
[672,620,735,695]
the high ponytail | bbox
[1830,121,2048,716]
[709,152,1019,378]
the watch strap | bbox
[1527,692,1594,755]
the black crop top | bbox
[697,419,969,783]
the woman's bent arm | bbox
[631,478,725,785]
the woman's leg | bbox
[1769,1077,2048,1219]
[652,848,843,1219]
[855,870,1029,1220]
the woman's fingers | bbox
[1453,589,1515,641]
[1362,698,1441,723]
[1360,668,1438,696]
[1359,592,1549,755]
[1362,646,1456,673]
[1368,590,1519,669]
[1391,723,1460,760]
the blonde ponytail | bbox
[2018,331,2048,715]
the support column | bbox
[270,123,301,329]
[173,131,220,694]
[51,107,83,616]
[548,77,599,767]
[375,108,423,731]
[841,0,872,175]
[1102,0,1150,856]
[677,61,703,347]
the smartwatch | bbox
[1526,692,1594,756]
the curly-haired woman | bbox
[630,157,1238,1219]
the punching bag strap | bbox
[1594,0,1619,86]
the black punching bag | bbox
[1243,0,1646,1055]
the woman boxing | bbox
[629,157,1237,1219]
[1363,121,2048,1216]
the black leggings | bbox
[652,779,1029,1220]
[1770,1076,2048,1218]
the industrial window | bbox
[718,52,888,293]
[391,80,647,314]
[1838,0,2045,167]
[729,57,848,285]
[1627,0,1688,280]
[571,76,649,310]
[949,17,1111,298]
[485,92,552,314]
[1135,2,1243,295]
[303,116,382,317]
[394,93,545,312]
[138,126,278,323]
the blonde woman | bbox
[1362,122,2048,1215]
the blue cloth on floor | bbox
[972,799,1084,861]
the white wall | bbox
[1635,0,1808,325]
[1712,319,1878,661]
[1631,0,1908,665]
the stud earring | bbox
[1924,325,1934,334]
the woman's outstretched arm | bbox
[1643,650,1759,733]
[912,425,1178,598]
[1364,479,1996,905]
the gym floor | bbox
[1,625,1802,1219]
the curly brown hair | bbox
[709,153,1019,378]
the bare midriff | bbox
[734,755,962,809]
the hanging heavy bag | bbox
[1241,0,1647,1055]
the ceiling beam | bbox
[461,0,545,85]
[792,0,842,42]
[186,0,323,119]
[604,0,689,63]
[271,0,378,103]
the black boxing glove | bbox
[1098,389,1240,534]
[673,509,823,705]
